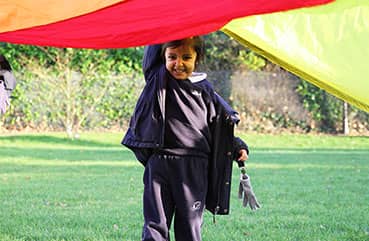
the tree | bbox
[0,43,144,136]
[343,101,349,135]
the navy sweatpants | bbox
[142,153,208,241]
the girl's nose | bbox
[175,58,183,66]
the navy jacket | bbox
[122,44,248,215]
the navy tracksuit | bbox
[143,154,208,241]
[122,45,248,241]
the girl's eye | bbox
[168,55,176,60]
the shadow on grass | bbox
[253,147,369,153]
[1,145,368,164]
[0,146,133,162]
[0,134,120,148]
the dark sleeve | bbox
[142,44,163,81]
[233,136,249,160]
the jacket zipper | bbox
[157,76,166,147]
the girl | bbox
[122,36,249,241]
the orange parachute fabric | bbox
[0,0,122,33]
[0,0,332,49]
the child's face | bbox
[164,45,197,80]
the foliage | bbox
[239,49,266,71]
[202,32,266,100]
[95,72,144,128]
[260,111,310,131]
[1,36,368,135]
[0,43,144,136]
[296,80,343,133]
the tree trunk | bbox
[343,101,349,135]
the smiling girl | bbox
[122,36,249,241]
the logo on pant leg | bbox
[192,201,202,210]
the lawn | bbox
[0,132,368,241]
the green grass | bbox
[0,132,368,241]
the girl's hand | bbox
[238,149,248,162]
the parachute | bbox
[1,0,368,112]
[0,0,331,48]
[223,0,369,112]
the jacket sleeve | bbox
[233,136,249,160]
[142,44,163,82]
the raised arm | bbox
[142,44,163,81]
